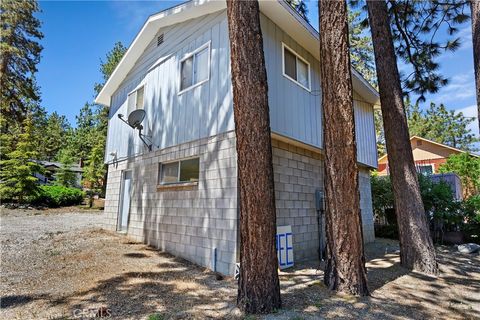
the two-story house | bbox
[95,0,379,275]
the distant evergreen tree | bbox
[0,115,43,202]
[406,101,479,151]
[40,112,72,161]
[348,9,377,87]
[82,42,127,194]
[94,42,128,95]
[72,102,96,163]
[54,149,78,188]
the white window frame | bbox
[178,41,211,95]
[281,42,311,92]
[416,163,435,175]
[158,156,200,185]
[127,83,146,113]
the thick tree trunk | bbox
[470,0,480,131]
[225,0,281,314]
[319,0,369,296]
[367,0,438,275]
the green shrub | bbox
[371,172,480,242]
[462,195,480,244]
[30,185,84,207]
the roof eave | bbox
[96,0,380,107]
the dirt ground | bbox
[1,208,479,320]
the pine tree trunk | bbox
[319,0,369,296]
[367,0,438,275]
[225,0,281,314]
[470,0,480,131]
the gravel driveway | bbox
[1,208,479,320]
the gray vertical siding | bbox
[106,10,377,169]
[260,14,377,168]
[354,93,378,168]
[260,14,322,149]
[106,10,233,160]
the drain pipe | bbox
[315,189,325,262]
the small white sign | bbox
[276,225,294,269]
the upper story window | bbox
[127,85,144,113]
[179,42,210,93]
[282,43,311,91]
[158,157,200,185]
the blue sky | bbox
[37,0,478,140]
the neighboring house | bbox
[95,0,379,275]
[377,136,475,176]
[34,160,83,188]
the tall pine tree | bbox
[226,0,281,313]
[0,0,43,127]
[367,0,438,275]
[319,0,369,296]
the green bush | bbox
[30,185,84,207]
[462,195,480,243]
[371,172,480,242]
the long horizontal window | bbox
[159,158,200,185]
[179,42,210,93]
[282,43,311,91]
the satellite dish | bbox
[127,109,145,129]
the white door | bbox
[118,171,132,231]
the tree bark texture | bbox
[470,0,480,131]
[225,0,281,314]
[367,0,438,275]
[319,0,369,296]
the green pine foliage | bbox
[388,0,469,101]
[83,141,106,193]
[41,112,72,161]
[0,0,43,126]
[0,115,44,202]
[348,9,377,87]
[54,150,78,188]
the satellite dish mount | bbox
[118,110,153,151]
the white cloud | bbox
[457,25,473,51]
[434,73,476,103]
[456,104,479,138]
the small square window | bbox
[179,43,210,93]
[282,44,310,91]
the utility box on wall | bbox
[276,225,294,270]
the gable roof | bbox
[377,135,478,162]
[95,0,380,107]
